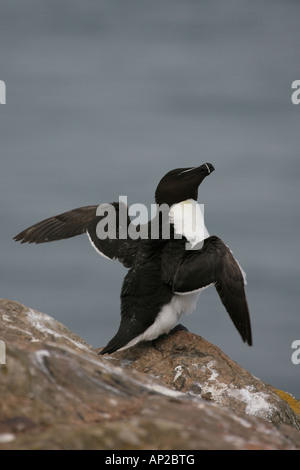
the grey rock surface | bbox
[0,299,299,450]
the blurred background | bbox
[1,0,299,397]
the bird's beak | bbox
[180,163,215,177]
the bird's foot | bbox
[168,323,189,335]
[151,324,188,350]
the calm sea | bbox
[1,0,299,397]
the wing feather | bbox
[172,236,252,345]
[13,203,138,268]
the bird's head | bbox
[155,163,215,206]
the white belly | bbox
[119,292,200,351]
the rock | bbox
[0,299,300,450]
[104,330,300,430]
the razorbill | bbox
[14,163,252,353]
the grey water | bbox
[1,0,299,399]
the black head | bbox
[155,163,215,206]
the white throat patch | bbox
[168,199,209,248]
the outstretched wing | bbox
[13,202,138,268]
[13,206,98,244]
[172,236,252,345]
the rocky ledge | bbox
[0,299,299,450]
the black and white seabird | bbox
[14,163,252,353]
